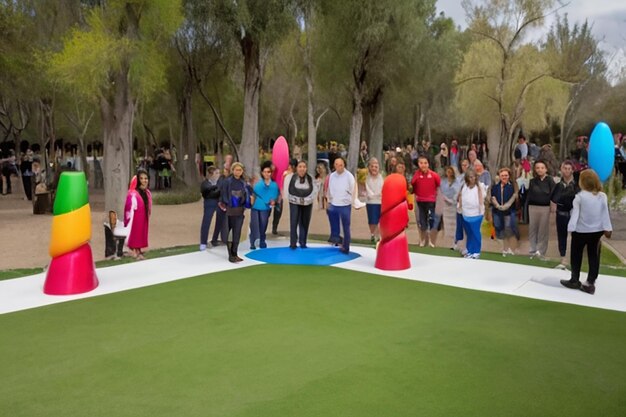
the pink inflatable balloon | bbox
[272,136,290,192]
[44,243,99,295]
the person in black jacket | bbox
[550,160,580,267]
[527,160,556,259]
[199,166,221,251]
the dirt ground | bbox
[1,174,625,270]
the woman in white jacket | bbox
[560,169,612,295]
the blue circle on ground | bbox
[245,246,360,266]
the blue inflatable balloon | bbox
[588,122,615,182]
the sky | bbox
[437,0,626,80]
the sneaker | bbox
[235,256,244,262]
[210,241,219,247]
[250,245,256,250]
[506,248,515,256]
[461,248,468,256]
[290,245,297,250]
[259,242,267,249]
[453,242,458,251]
[502,251,507,257]
[199,244,207,251]
[554,263,567,270]
[300,244,308,249]
[560,279,581,290]
[530,250,542,259]
[580,282,596,295]
[470,253,480,259]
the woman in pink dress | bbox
[124,169,152,260]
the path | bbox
[1,241,625,315]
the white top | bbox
[460,183,486,217]
[568,190,612,233]
[365,174,384,204]
[328,170,355,207]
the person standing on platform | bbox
[411,156,441,247]
[327,157,356,254]
[219,162,249,263]
[551,161,580,268]
[560,169,612,295]
[365,157,384,243]
[288,161,317,249]
[458,169,486,259]
[250,161,279,249]
[527,160,556,259]
[199,166,221,251]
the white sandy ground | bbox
[1,241,625,315]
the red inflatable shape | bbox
[44,243,99,295]
[272,136,290,192]
[376,174,411,271]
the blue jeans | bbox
[250,209,271,248]
[492,209,519,240]
[200,199,218,245]
[462,215,483,255]
[328,204,351,251]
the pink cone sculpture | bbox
[375,174,411,270]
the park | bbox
[1,1,626,416]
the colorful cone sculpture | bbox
[375,174,411,270]
[44,172,99,295]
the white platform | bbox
[1,242,625,315]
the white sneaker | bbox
[470,253,480,259]
[554,263,567,270]
[506,248,515,256]
[502,250,507,257]
[199,244,207,251]
[530,250,541,259]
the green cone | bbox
[53,172,89,216]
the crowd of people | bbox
[187,133,619,295]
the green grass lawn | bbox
[1,265,625,417]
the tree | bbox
[319,0,436,173]
[207,0,296,174]
[544,15,604,160]
[50,0,182,214]
[457,0,565,169]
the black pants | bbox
[211,207,228,244]
[555,212,570,257]
[272,200,283,233]
[289,203,312,247]
[570,231,604,284]
[227,215,244,255]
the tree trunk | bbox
[39,97,55,187]
[347,86,364,174]
[180,78,201,187]
[369,90,384,166]
[240,34,262,175]
[306,74,316,176]
[413,102,422,147]
[100,69,134,216]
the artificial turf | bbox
[1,264,625,416]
